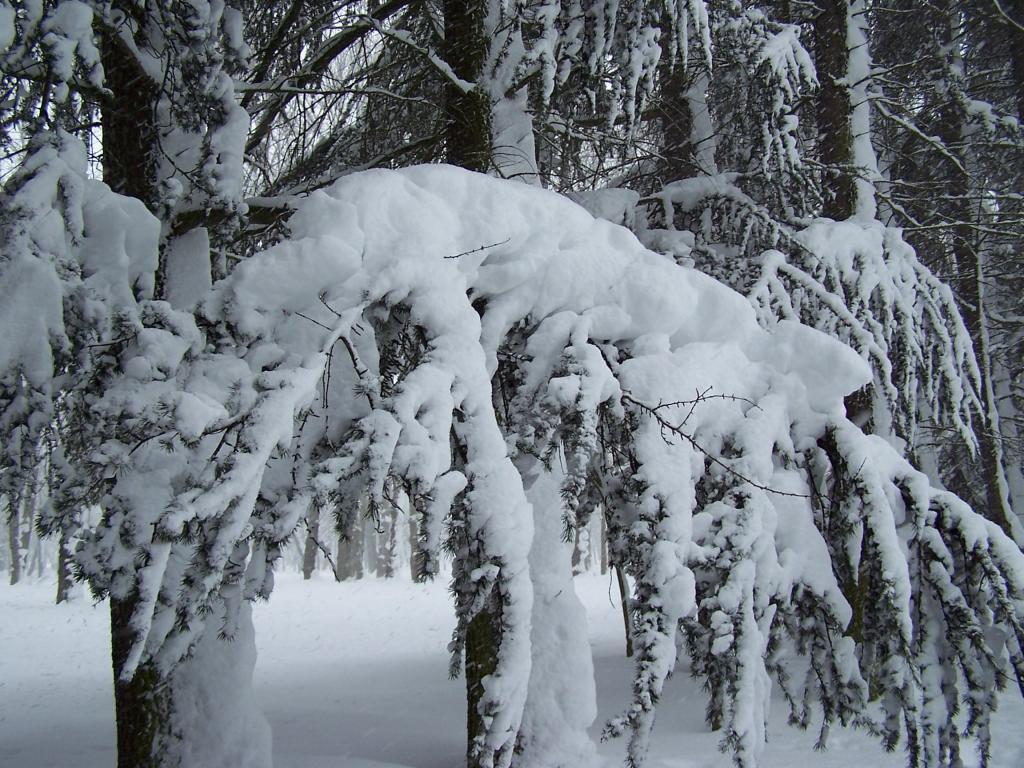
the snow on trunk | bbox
[846,0,879,221]
[167,601,272,768]
[515,458,597,768]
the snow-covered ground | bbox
[2,571,1023,768]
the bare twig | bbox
[621,392,811,499]
[444,238,512,260]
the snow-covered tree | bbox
[220,166,1024,768]
[555,0,990,517]
[869,0,1024,532]
[2,2,268,765]
[4,3,1024,768]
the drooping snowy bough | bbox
[213,166,1024,767]
[638,174,984,459]
[5,160,1024,768]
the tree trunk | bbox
[0,502,8,577]
[6,496,21,585]
[409,513,428,583]
[615,564,634,658]
[100,18,172,763]
[375,502,398,578]
[599,514,608,576]
[110,596,271,768]
[443,0,491,172]
[100,15,160,214]
[110,595,175,768]
[19,494,33,578]
[364,509,379,576]
[302,507,320,580]
[4,486,36,585]
[814,0,856,220]
[655,24,717,198]
[1007,0,1024,122]
[336,502,365,581]
[28,532,44,578]
[814,0,879,440]
[515,461,597,765]
[931,4,1017,538]
[656,27,696,186]
[56,529,74,603]
[465,603,501,768]
[951,243,1016,536]
[441,1,502,758]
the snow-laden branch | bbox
[9,157,1024,768]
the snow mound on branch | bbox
[225,165,868,399]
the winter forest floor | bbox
[3,572,1024,768]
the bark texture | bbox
[656,32,696,185]
[56,530,74,604]
[6,499,21,586]
[443,0,491,172]
[814,0,856,220]
[110,595,175,768]
[931,2,1015,536]
[465,603,501,767]
[100,19,160,213]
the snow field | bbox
[3,572,1023,768]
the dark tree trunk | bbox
[929,5,1017,537]
[443,0,491,172]
[409,513,428,583]
[814,0,856,220]
[6,497,21,585]
[100,17,160,213]
[101,13,176,765]
[599,514,608,576]
[465,601,501,767]
[771,0,793,21]
[302,507,320,580]
[949,239,1015,536]
[813,1,877,434]
[336,505,365,581]
[110,595,174,768]
[56,529,74,603]
[1007,0,1024,122]
[95,5,273,766]
[441,1,502,760]
[615,564,634,658]
[655,31,696,186]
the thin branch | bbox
[621,392,811,499]
[444,237,511,260]
[364,18,475,94]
